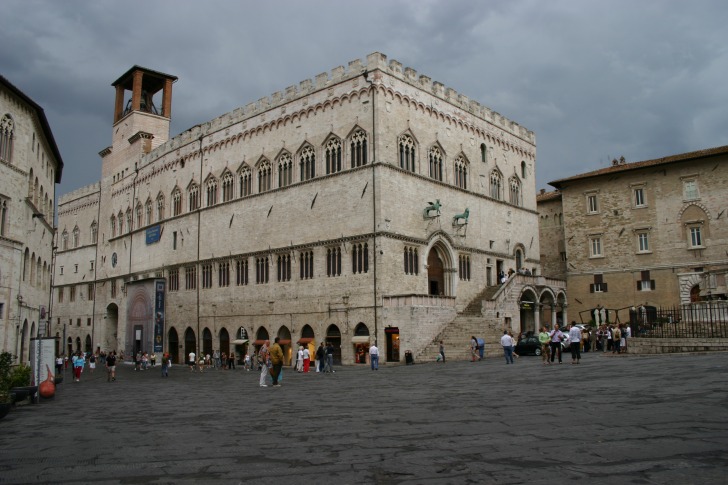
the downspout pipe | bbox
[363,71,379,346]
[196,136,204,356]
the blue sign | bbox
[146,225,161,244]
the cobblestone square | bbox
[1,352,726,484]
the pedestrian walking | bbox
[438,341,446,363]
[188,351,196,371]
[105,351,117,382]
[89,354,96,373]
[568,322,582,364]
[269,338,284,387]
[315,343,325,372]
[549,324,565,364]
[612,325,622,354]
[55,355,64,376]
[72,352,85,381]
[161,353,170,377]
[325,342,335,373]
[470,336,478,362]
[538,326,551,364]
[369,342,379,370]
[500,331,514,364]
[259,341,270,387]
[302,346,310,373]
[296,346,304,372]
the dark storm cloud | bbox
[2,0,727,197]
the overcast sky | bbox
[3,0,727,198]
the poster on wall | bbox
[154,279,165,352]
[29,337,56,385]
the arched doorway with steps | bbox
[424,233,457,297]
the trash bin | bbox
[405,350,414,365]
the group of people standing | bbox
[258,340,339,387]
[535,321,632,365]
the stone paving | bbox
[1,351,727,484]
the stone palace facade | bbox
[1,75,63,363]
[53,53,566,365]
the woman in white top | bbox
[296,347,304,372]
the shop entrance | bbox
[352,322,370,364]
[385,327,400,362]
[326,324,342,365]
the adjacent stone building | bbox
[0,75,64,363]
[53,53,565,365]
[542,147,728,324]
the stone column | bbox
[162,78,173,119]
[114,85,125,123]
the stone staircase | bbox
[414,285,506,363]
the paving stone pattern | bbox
[1,353,727,484]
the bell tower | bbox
[101,67,177,179]
[112,66,177,123]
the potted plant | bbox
[0,351,13,419]
[9,363,36,404]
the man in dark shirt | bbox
[325,342,335,373]
[105,351,117,382]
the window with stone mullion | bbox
[350,131,368,168]
[326,139,342,174]
[429,148,443,181]
[300,250,314,279]
[327,247,341,277]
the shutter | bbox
[589,284,594,293]
[637,281,641,291]
[651,280,656,290]
[603,283,608,292]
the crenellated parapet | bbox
[58,182,101,205]
[143,52,534,167]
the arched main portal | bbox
[184,327,196,363]
[66,337,73,358]
[168,327,179,364]
[85,334,92,354]
[426,240,455,296]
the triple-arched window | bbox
[399,134,416,172]
[299,146,315,181]
[278,153,293,188]
[429,146,443,181]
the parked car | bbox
[515,336,543,356]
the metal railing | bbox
[632,302,728,339]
